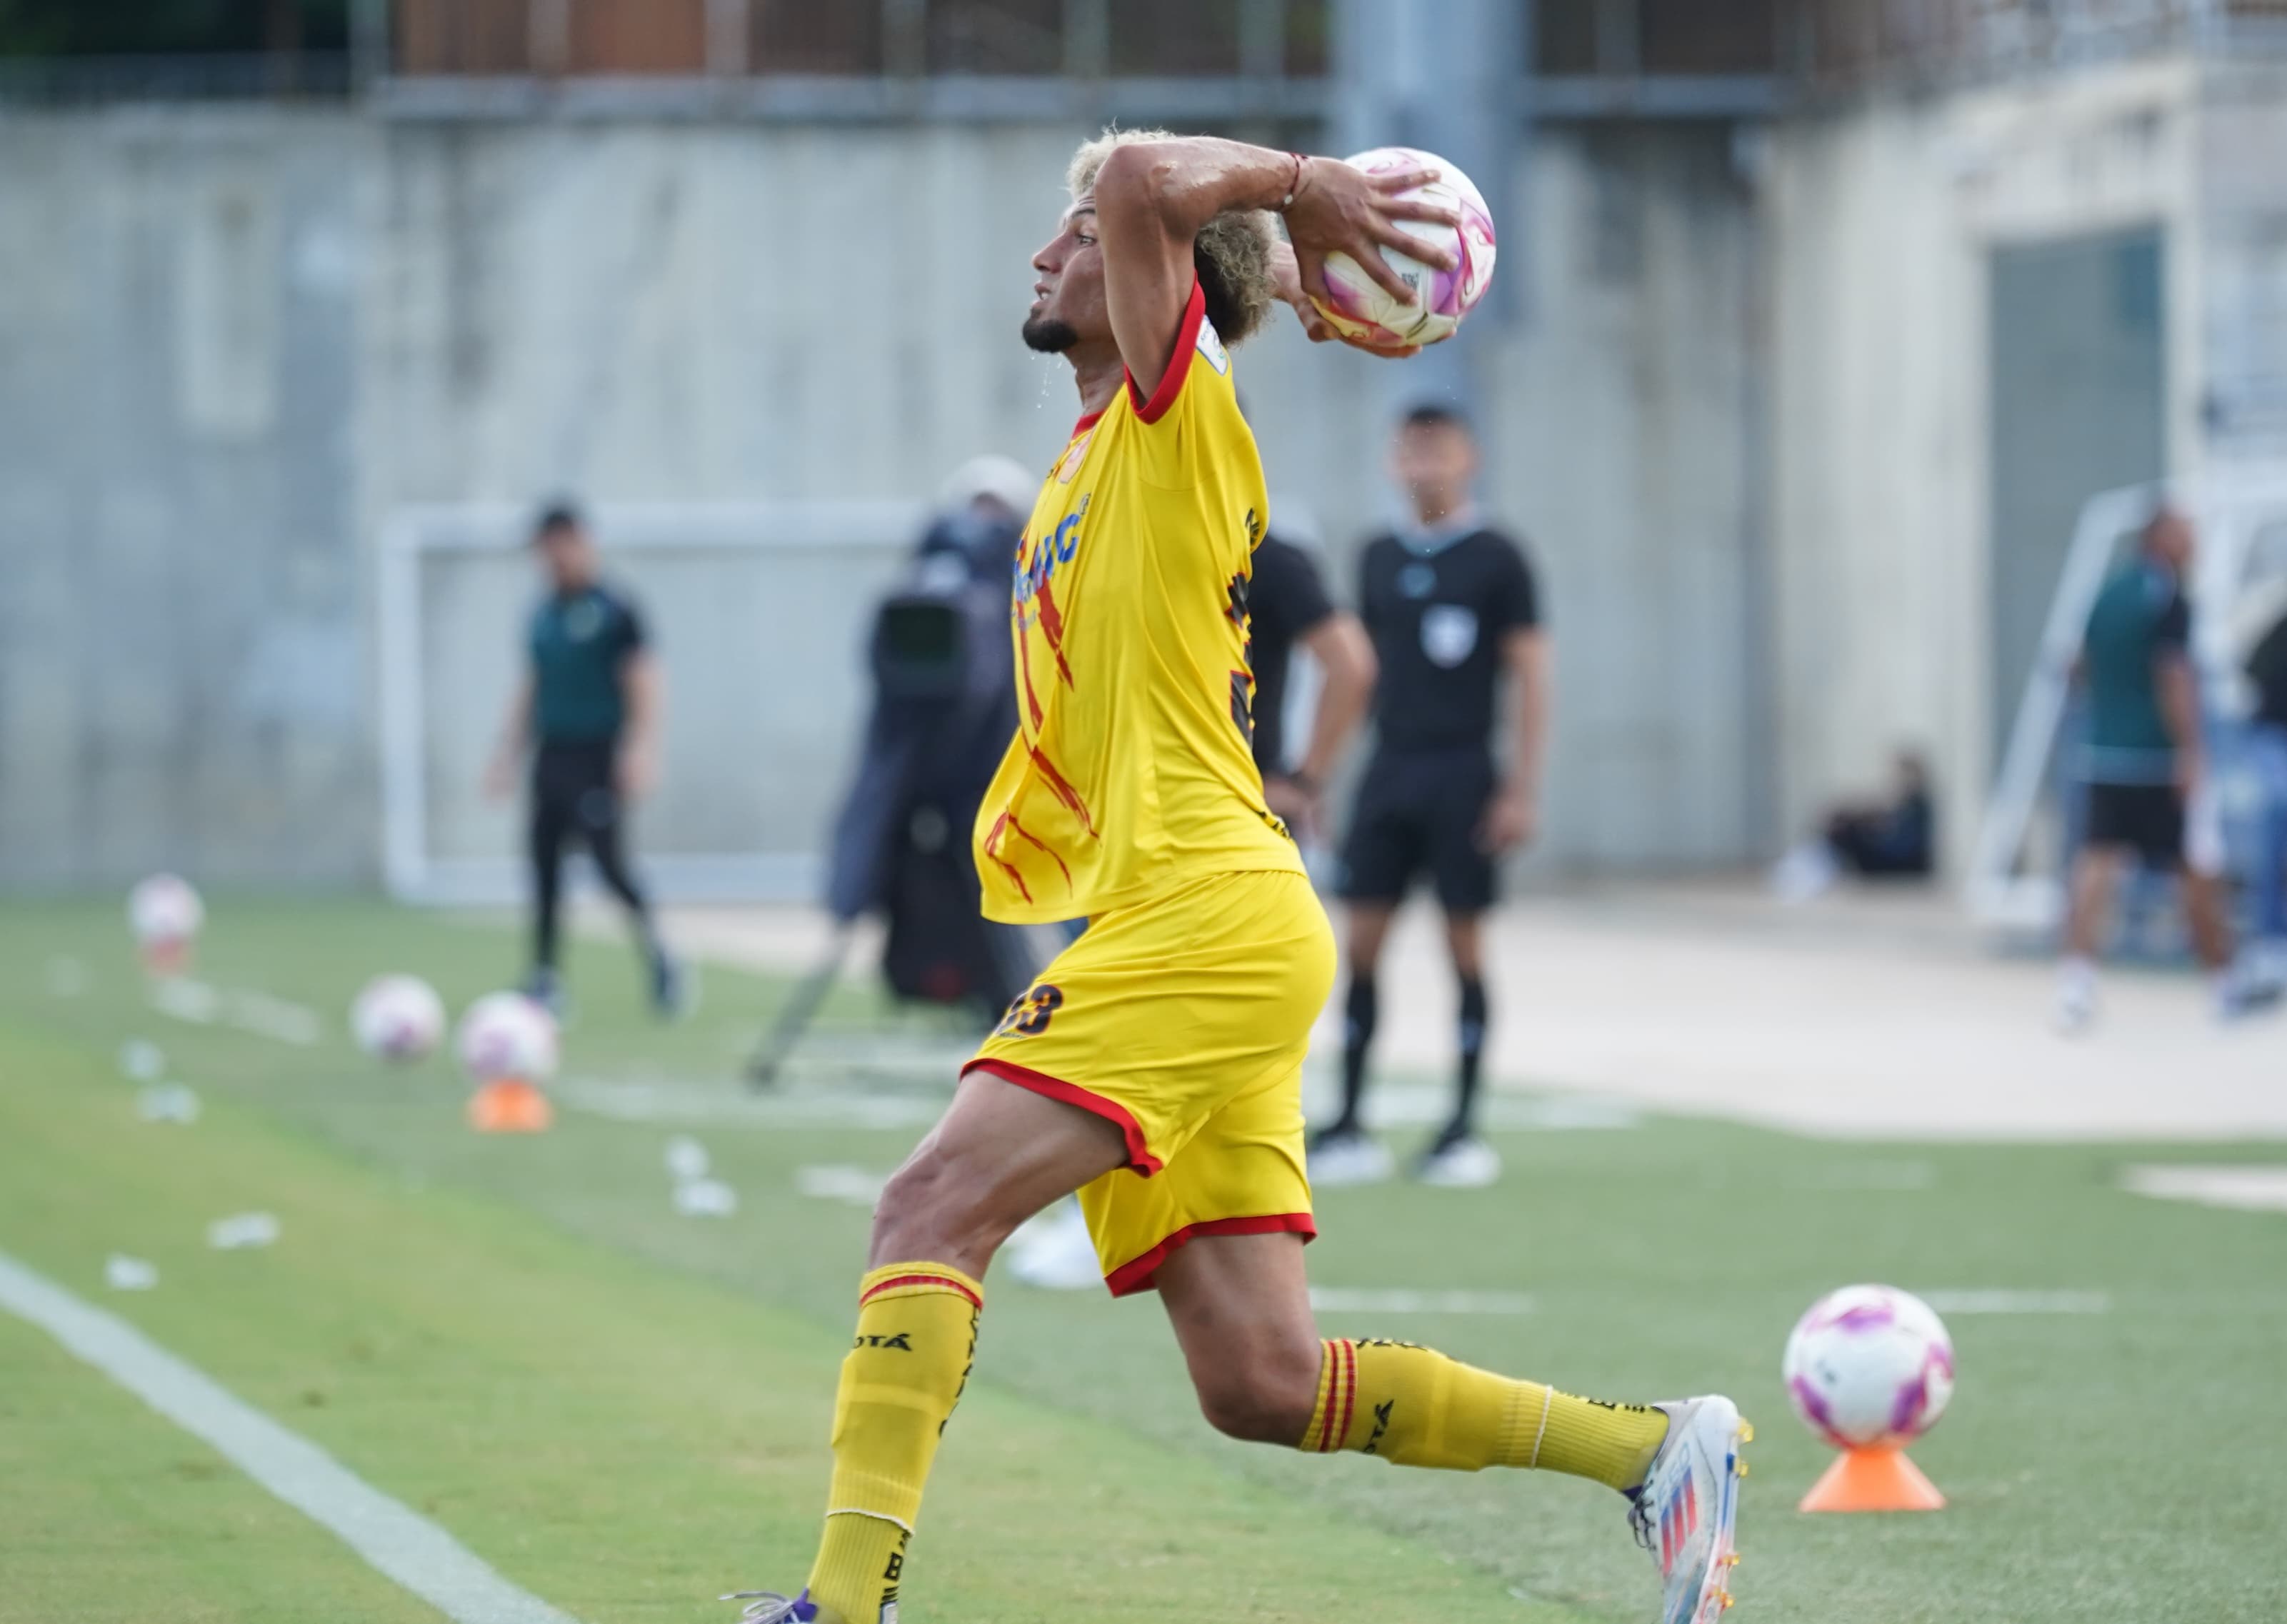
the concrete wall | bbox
[1765,56,2211,870]
[0,107,1768,892]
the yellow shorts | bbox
[964,868,1336,1296]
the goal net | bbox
[378,501,926,905]
[1968,464,2287,931]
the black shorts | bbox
[531,739,621,838]
[1338,747,1499,914]
[2083,781,2183,869]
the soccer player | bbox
[1312,406,1548,1188]
[2055,506,2250,1028]
[1249,521,1378,841]
[484,502,684,1017]
[726,131,1744,1624]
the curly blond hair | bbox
[1068,128,1278,346]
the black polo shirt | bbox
[1247,533,1338,777]
[1357,520,1539,755]
[529,583,646,744]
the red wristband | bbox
[1279,151,1307,210]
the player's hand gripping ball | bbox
[1783,1283,1956,1450]
[456,991,559,1084]
[1308,146,1497,349]
[351,975,446,1063]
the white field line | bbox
[2121,1164,2287,1213]
[1918,1290,2111,1315]
[150,980,323,1046]
[0,1249,582,1624]
[1309,1288,1536,1315]
[795,1165,892,1208]
[557,1076,946,1131]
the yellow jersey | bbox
[974,281,1304,924]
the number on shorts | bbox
[996,983,1064,1038]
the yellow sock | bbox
[1298,1338,1668,1491]
[805,1263,982,1623]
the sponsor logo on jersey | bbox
[1014,494,1089,605]
[1421,603,1478,667]
[563,598,605,641]
[1196,316,1231,376]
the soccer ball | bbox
[1309,146,1497,349]
[128,873,204,967]
[1783,1284,1955,1450]
[455,992,559,1083]
[351,975,446,1063]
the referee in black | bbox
[485,502,684,1017]
[1245,517,1377,841]
[1311,405,1549,1188]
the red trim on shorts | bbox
[1103,1213,1317,1299]
[1124,281,1205,425]
[962,1058,1162,1176]
[859,1273,982,1312]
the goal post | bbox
[376,500,927,906]
[1968,465,2287,931]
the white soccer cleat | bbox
[1416,1135,1501,1188]
[2052,963,2097,1036]
[1627,1395,1749,1624]
[720,1589,816,1623]
[1008,1198,1104,1291]
[1307,1128,1395,1188]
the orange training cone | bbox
[468,1077,553,1133]
[1798,1445,1945,1513]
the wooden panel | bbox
[396,0,533,73]
[754,0,884,71]
[569,0,709,73]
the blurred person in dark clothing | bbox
[1243,516,1376,841]
[1771,752,1936,900]
[2055,506,2253,1030]
[1314,405,1549,1190]
[485,502,684,1018]
[2241,588,2287,987]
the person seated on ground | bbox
[1771,751,1936,901]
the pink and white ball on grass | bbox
[456,991,559,1085]
[1308,146,1498,350]
[351,975,446,1063]
[1782,1283,1956,1450]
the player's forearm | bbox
[1509,679,1548,801]
[1296,617,1376,786]
[1093,137,1298,241]
[2158,657,2202,759]
[621,657,662,752]
[494,678,533,761]
[1505,637,1550,801]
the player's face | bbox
[2147,510,2195,572]
[1024,203,1109,354]
[536,528,597,591]
[1391,423,1478,518]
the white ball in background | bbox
[455,991,559,1083]
[351,975,447,1063]
[1783,1283,1956,1450]
[128,873,204,948]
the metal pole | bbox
[1333,0,1531,420]
[349,0,389,90]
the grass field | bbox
[2,898,2283,1623]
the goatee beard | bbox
[1022,315,1079,354]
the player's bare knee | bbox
[1194,1354,1321,1445]
[871,1151,1026,1270]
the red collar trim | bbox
[1071,408,1104,436]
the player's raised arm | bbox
[1090,136,1463,399]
